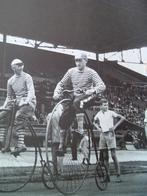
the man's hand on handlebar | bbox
[18,99,29,107]
[53,93,61,101]
[53,88,96,100]
[53,90,74,100]
[85,89,96,96]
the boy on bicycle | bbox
[0,59,36,154]
[53,53,106,155]
[93,99,125,182]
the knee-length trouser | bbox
[0,110,11,144]
[14,105,35,147]
[59,94,95,130]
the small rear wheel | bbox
[42,161,54,190]
[95,161,108,191]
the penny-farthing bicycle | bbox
[0,101,54,192]
[45,90,108,195]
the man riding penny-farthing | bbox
[46,53,106,194]
[0,59,37,192]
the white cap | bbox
[11,59,24,66]
[74,53,88,61]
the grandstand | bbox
[0,0,147,149]
[0,44,147,125]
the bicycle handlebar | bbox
[0,99,16,112]
[8,99,16,102]
[62,89,86,95]
[63,89,80,94]
[0,108,12,112]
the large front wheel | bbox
[45,99,90,195]
[0,124,37,192]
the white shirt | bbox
[94,110,118,132]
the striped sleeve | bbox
[25,74,36,102]
[91,70,106,94]
[3,79,15,108]
[54,69,71,96]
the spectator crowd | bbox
[105,83,147,127]
[34,80,146,128]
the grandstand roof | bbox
[3,43,147,83]
[0,0,147,53]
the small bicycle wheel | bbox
[45,99,90,195]
[0,123,37,192]
[95,161,108,191]
[42,161,54,190]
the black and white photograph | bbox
[0,1,147,195]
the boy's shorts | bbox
[99,131,116,150]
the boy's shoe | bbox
[116,175,122,183]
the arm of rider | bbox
[18,98,29,107]
[25,74,36,104]
[53,81,65,100]
[3,81,15,108]
[53,69,72,100]
[2,97,9,109]
[53,91,61,100]
[91,70,106,94]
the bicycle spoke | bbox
[95,162,108,191]
[0,125,37,192]
[45,99,89,195]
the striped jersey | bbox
[5,72,36,109]
[54,66,106,96]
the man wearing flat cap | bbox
[0,59,36,154]
[52,52,106,158]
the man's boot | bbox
[11,129,27,156]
